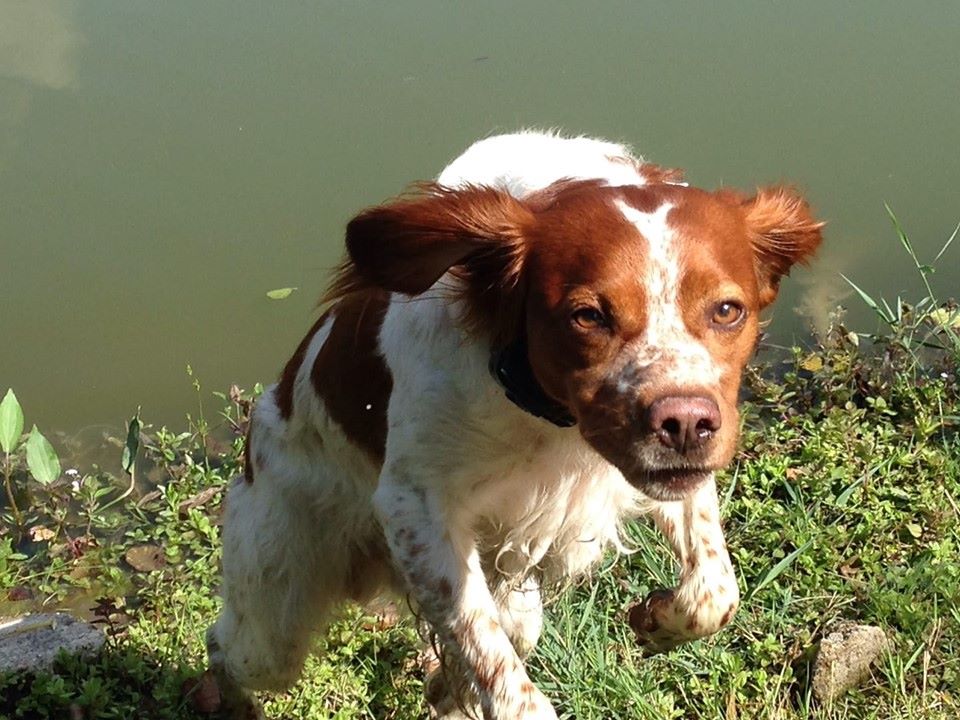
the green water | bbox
[1,0,958,443]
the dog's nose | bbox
[647,396,721,453]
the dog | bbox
[207,130,823,719]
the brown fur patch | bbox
[275,313,333,420]
[742,187,825,307]
[327,183,533,350]
[637,161,685,185]
[606,154,685,185]
[489,657,507,687]
[311,289,393,464]
[720,604,737,627]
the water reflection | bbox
[0,1,957,437]
[0,0,83,90]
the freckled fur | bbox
[207,130,821,719]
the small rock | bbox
[812,622,889,702]
[0,613,105,674]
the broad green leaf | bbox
[266,287,298,300]
[835,475,866,507]
[25,425,61,485]
[0,389,24,453]
[122,408,141,476]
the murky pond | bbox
[2,1,958,441]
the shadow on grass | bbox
[0,641,213,720]
[0,610,428,720]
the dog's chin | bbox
[622,467,712,501]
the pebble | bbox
[812,621,889,702]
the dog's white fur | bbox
[207,131,740,719]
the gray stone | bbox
[0,613,105,674]
[812,622,890,703]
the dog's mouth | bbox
[622,467,712,500]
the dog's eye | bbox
[711,301,745,328]
[571,307,606,330]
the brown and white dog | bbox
[207,131,823,719]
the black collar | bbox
[489,337,577,428]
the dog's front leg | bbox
[629,474,740,653]
[374,475,558,720]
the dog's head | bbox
[342,178,822,499]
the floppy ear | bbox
[341,183,532,296]
[743,187,824,307]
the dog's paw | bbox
[203,663,265,720]
[627,588,686,655]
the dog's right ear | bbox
[743,186,824,308]
[342,183,533,296]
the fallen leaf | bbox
[29,525,56,542]
[125,544,167,572]
[360,601,402,631]
[266,287,298,300]
[136,489,163,507]
[178,486,222,516]
[838,563,859,579]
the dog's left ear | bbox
[743,187,824,307]
[342,183,532,297]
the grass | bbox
[1,222,959,719]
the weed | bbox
[1,215,958,718]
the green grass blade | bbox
[721,463,739,515]
[840,273,894,323]
[884,203,920,264]
[744,539,813,602]
[880,297,896,324]
[834,474,867,507]
[933,220,960,263]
